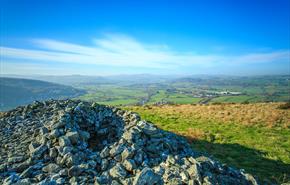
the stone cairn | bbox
[0,100,258,185]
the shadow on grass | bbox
[186,138,290,184]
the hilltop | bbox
[0,100,258,184]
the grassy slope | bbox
[209,95,262,103]
[126,103,290,184]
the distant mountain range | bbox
[0,74,181,86]
[2,74,289,87]
[0,77,86,111]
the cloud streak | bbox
[1,33,289,71]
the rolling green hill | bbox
[0,78,85,111]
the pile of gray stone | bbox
[0,100,259,185]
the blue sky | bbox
[0,0,289,75]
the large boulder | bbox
[133,167,162,185]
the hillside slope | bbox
[127,103,290,184]
[0,78,85,111]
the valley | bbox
[75,75,289,106]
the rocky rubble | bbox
[0,100,259,185]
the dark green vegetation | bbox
[127,103,290,184]
[75,75,290,105]
[0,78,85,111]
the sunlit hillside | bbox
[127,102,290,184]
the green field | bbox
[126,103,290,184]
[76,76,290,106]
[147,90,202,104]
[76,85,148,105]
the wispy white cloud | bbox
[1,33,289,71]
[231,51,290,64]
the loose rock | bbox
[0,100,259,185]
